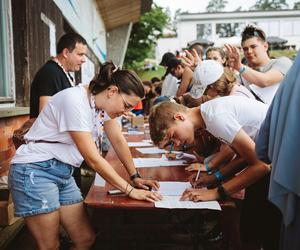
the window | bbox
[196,23,212,40]
[0,0,15,104]
[216,22,245,38]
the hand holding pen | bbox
[192,151,202,188]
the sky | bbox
[154,0,298,18]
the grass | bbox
[136,66,166,81]
[270,49,297,60]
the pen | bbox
[193,151,202,188]
[169,141,173,153]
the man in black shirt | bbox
[29,33,87,189]
[30,33,87,118]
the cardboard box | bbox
[131,116,144,128]
[0,189,20,226]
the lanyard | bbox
[52,58,75,86]
[90,95,105,155]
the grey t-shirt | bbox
[238,56,292,104]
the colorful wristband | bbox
[214,170,224,182]
[204,160,212,175]
[239,66,246,74]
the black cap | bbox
[159,52,176,66]
[165,57,181,75]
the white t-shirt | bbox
[12,84,110,167]
[161,73,178,97]
[238,56,292,104]
[200,96,269,144]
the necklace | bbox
[90,94,105,155]
[52,57,75,86]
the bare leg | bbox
[60,202,95,250]
[25,210,60,250]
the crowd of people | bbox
[8,24,299,250]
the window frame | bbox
[0,0,15,106]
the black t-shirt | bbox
[30,60,72,118]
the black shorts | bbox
[240,173,282,250]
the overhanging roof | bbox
[96,0,152,31]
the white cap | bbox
[192,60,224,96]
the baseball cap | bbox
[159,52,176,66]
[192,60,224,96]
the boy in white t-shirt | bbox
[149,96,281,250]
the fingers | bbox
[144,191,162,202]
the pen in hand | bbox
[193,151,202,188]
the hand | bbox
[188,173,216,188]
[180,187,218,202]
[181,49,201,71]
[185,163,205,172]
[129,188,162,202]
[132,177,160,191]
[224,44,242,71]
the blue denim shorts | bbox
[8,159,83,217]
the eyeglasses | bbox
[119,93,134,111]
[242,26,266,41]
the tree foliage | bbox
[251,0,288,10]
[294,1,300,9]
[124,4,169,67]
[206,0,228,12]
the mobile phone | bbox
[107,189,124,195]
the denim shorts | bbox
[8,159,83,217]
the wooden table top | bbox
[84,132,235,210]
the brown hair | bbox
[205,47,227,66]
[149,102,187,145]
[241,25,266,44]
[89,62,144,98]
[207,68,236,96]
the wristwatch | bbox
[130,171,141,181]
[217,185,229,200]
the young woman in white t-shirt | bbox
[9,62,162,249]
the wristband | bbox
[204,160,212,175]
[130,171,141,181]
[239,66,246,74]
[217,185,229,200]
[214,170,224,182]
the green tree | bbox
[293,1,300,9]
[206,0,228,12]
[251,0,288,10]
[124,4,169,68]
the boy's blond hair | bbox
[149,101,187,145]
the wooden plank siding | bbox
[11,0,100,107]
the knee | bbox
[37,240,60,250]
[74,230,96,248]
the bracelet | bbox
[239,66,246,74]
[125,183,129,194]
[130,171,141,181]
[204,160,212,175]
[217,185,229,200]
[128,187,134,197]
[214,170,224,182]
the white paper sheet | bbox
[158,181,192,196]
[133,157,187,168]
[123,131,145,135]
[155,196,221,210]
[142,139,152,143]
[127,141,153,147]
[94,173,105,187]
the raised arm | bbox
[225,44,284,87]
